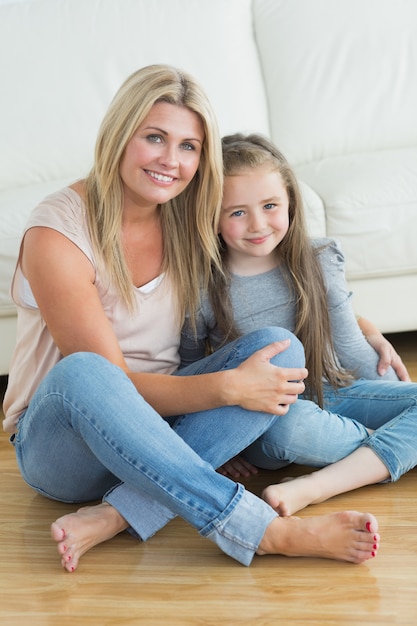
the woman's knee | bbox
[57,351,109,370]
[39,352,129,401]
[52,352,117,382]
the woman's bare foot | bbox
[256,510,379,564]
[51,502,129,572]
[262,473,324,516]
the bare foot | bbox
[51,502,129,572]
[257,510,379,564]
[262,473,323,516]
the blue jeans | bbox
[242,379,417,481]
[12,327,304,566]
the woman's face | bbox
[120,101,205,210]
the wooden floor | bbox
[1,332,417,625]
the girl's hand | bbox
[217,455,259,479]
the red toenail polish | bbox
[63,545,67,551]
[366,522,372,532]
[67,555,72,561]
[373,544,377,550]
[372,551,376,557]
[374,535,378,541]
[71,566,75,572]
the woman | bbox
[2,67,379,571]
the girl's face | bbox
[219,164,290,274]
[120,101,204,211]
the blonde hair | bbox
[210,133,353,406]
[84,64,223,326]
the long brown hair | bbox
[84,64,223,327]
[209,133,353,406]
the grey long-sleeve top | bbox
[179,238,398,382]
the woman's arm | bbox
[357,316,411,381]
[22,227,307,417]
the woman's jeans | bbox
[12,327,304,566]
[242,379,417,482]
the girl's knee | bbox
[248,327,305,368]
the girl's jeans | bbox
[243,379,417,481]
[12,327,304,566]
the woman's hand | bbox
[223,339,308,414]
[357,316,411,381]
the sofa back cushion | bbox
[254,0,417,165]
[0,0,269,191]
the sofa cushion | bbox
[0,0,269,192]
[295,148,417,280]
[253,0,417,165]
[298,181,326,239]
[0,180,75,316]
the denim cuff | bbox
[201,485,278,566]
[104,482,175,541]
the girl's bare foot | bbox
[262,473,324,516]
[256,510,379,564]
[262,445,390,517]
[51,502,129,572]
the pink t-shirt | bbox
[3,188,180,432]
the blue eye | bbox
[147,134,162,143]
[181,142,195,151]
[264,203,276,210]
[231,210,244,217]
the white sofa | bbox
[1,0,417,375]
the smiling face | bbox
[119,101,205,211]
[219,164,290,275]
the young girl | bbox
[179,132,417,517]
